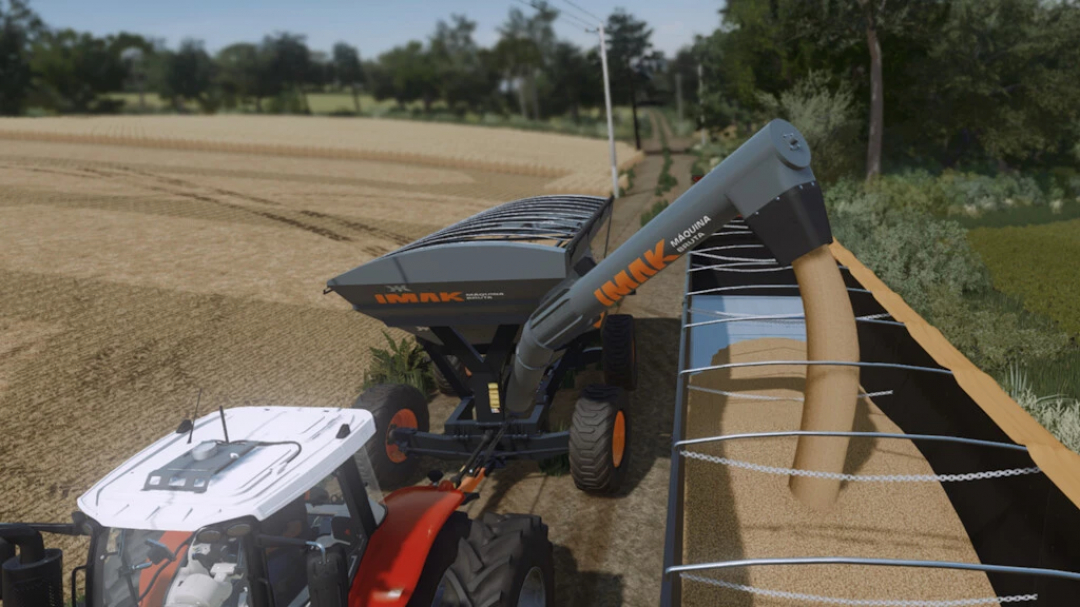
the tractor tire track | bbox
[100,166,356,243]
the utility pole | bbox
[697,63,706,147]
[675,72,684,132]
[628,59,641,151]
[598,25,619,199]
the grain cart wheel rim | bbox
[386,409,418,463]
[569,385,631,493]
[612,411,627,467]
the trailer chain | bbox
[681,573,1038,606]
[679,450,1042,482]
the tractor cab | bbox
[3,407,384,607]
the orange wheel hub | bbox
[612,411,626,467]
[386,409,418,463]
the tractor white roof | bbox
[77,407,375,532]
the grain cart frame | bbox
[327,119,843,499]
[0,407,555,607]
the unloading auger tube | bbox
[506,118,860,509]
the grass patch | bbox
[619,167,636,197]
[362,331,434,395]
[654,149,677,196]
[1002,363,1080,454]
[967,219,1080,337]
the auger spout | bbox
[505,119,833,412]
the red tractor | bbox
[0,406,553,607]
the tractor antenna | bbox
[187,388,202,444]
[218,406,230,444]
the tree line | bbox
[0,0,675,125]
[689,0,1080,177]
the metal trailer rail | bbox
[658,222,1080,606]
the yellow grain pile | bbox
[0,115,642,196]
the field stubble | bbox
[0,116,653,603]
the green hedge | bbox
[825,176,1080,402]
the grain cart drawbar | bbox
[326,118,838,498]
[2,119,846,607]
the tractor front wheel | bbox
[351,383,429,488]
[435,512,554,607]
[569,384,631,494]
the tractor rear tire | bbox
[602,314,637,391]
[352,383,429,488]
[569,385,631,494]
[433,355,468,396]
[435,512,554,607]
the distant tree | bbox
[215,42,275,111]
[492,35,540,119]
[332,42,364,113]
[604,8,655,149]
[156,38,214,112]
[262,32,313,113]
[0,0,43,115]
[373,41,438,111]
[496,3,558,120]
[548,42,596,121]
[913,0,1080,167]
[31,29,126,112]
[784,0,947,179]
[429,14,493,114]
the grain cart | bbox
[326,194,638,494]
[326,119,843,500]
[0,406,554,607]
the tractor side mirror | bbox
[306,546,348,607]
[144,538,175,564]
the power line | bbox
[560,0,603,23]
[510,0,595,32]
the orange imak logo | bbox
[375,292,464,304]
[593,240,678,306]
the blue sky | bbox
[32,0,723,59]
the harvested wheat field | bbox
[681,337,999,605]
[0,115,659,604]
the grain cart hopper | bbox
[0,406,554,607]
[328,119,853,503]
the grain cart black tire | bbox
[351,383,429,488]
[434,512,554,607]
[433,355,468,396]
[569,385,631,493]
[602,314,637,391]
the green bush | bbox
[928,288,1071,377]
[829,209,991,313]
[826,177,1075,384]
[362,331,434,395]
[654,149,677,196]
[757,71,861,184]
[619,167,636,197]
